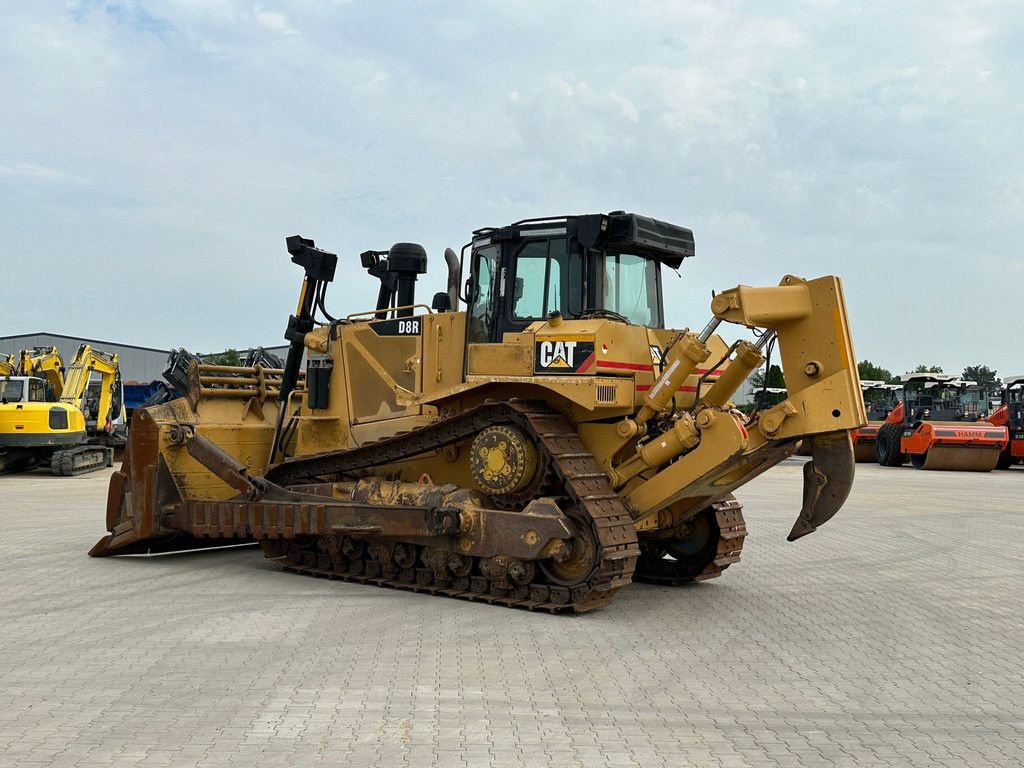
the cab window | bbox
[467,245,499,343]
[597,253,662,326]
[28,379,46,402]
[1,380,24,403]
[511,238,578,320]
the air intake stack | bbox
[361,243,428,318]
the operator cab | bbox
[464,212,694,343]
[0,376,47,405]
[1002,375,1024,432]
[861,381,902,420]
[899,373,980,423]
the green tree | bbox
[857,360,893,383]
[912,364,944,374]
[749,364,785,389]
[202,348,242,366]
[962,364,1000,392]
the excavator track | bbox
[633,497,747,586]
[51,445,114,476]
[264,402,640,612]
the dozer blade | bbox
[914,446,1001,472]
[788,430,855,541]
[90,407,255,557]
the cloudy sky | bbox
[3,1,1022,376]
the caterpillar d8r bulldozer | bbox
[92,212,865,612]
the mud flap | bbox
[788,430,855,541]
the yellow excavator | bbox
[19,346,66,399]
[0,354,15,378]
[0,344,125,475]
[93,213,864,612]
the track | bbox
[634,497,747,585]
[264,402,640,612]
[52,445,113,476]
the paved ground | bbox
[0,460,1021,768]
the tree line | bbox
[751,360,1004,394]
[856,360,1002,392]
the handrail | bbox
[345,304,433,322]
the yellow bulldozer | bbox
[92,212,864,612]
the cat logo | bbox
[539,340,576,369]
[534,337,595,375]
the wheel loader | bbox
[875,373,1008,471]
[986,375,1024,469]
[92,212,865,612]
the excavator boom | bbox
[18,346,66,399]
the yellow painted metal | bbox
[698,341,763,409]
[18,347,66,398]
[635,332,710,427]
[623,409,750,522]
[116,266,864,552]
[469,425,539,494]
[61,345,121,428]
[0,399,85,441]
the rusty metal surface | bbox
[914,445,1001,472]
[265,402,639,613]
[789,430,856,541]
[173,498,446,541]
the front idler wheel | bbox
[539,511,598,587]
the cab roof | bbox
[473,211,695,269]
[899,372,960,384]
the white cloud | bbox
[253,7,298,37]
[0,163,88,185]
[0,0,1022,374]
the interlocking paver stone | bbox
[0,461,1021,767]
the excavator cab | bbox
[1,377,48,405]
[464,213,687,344]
